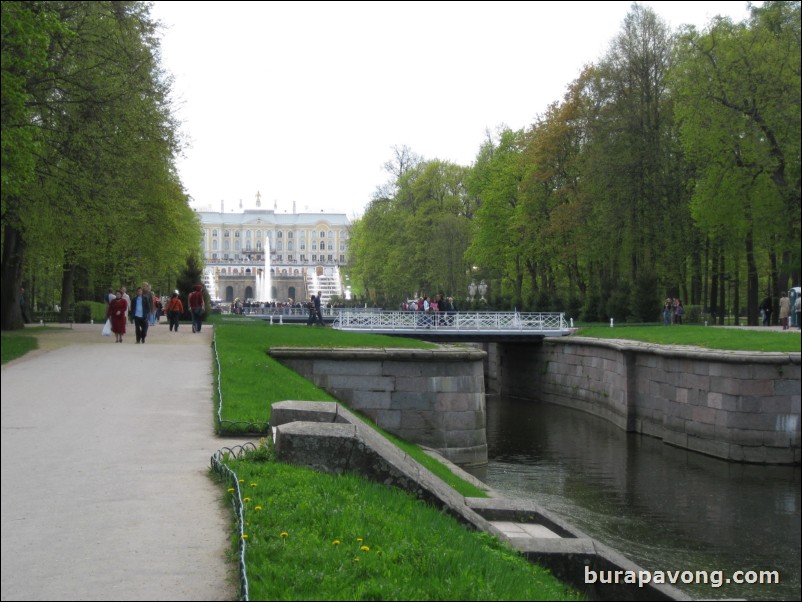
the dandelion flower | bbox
[360,545,370,552]
[227,488,235,493]
[254,506,263,511]
[243,497,251,503]
[238,479,245,483]
[356,537,363,543]
[241,534,249,539]
[352,557,360,563]
[332,540,341,546]
[250,482,258,487]
[280,532,289,539]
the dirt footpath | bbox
[1,323,239,601]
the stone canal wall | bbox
[271,400,689,602]
[491,338,800,464]
[268,347,488,466]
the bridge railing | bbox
[333,310,569,334]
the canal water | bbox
[468,396,801,601]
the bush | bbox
[580,292,604,322]
[73,302,92,323]
[74,301,109,323]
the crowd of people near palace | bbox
[102,282,207,343]
[400,293,458,314]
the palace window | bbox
[224,230,230,237]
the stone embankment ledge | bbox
[268,347,488,466]
[490,337,801,464]
[272,400,689,601]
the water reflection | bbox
[469,397,801,601]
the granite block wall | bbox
[269,347,488,466]
[493,337,800,464]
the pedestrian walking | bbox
[165,292,184,332]
[107,289,128,343]
[131,286,152,343]
[189,284,205,333]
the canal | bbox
[467,396,801,601]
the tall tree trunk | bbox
[769,250,778,325]
[733,265,740,327]
[1,224,27,331]
[718,251,726,326]
[745,228,759,326]
[60,265,75,322]
[710,242,719,325]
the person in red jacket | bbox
[106,290,128,343]
[188,284,205,333]
[165,292,184,332]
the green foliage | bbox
[73,301,108,324]
[684,304,706,325]
[349,156,474,305]
[175,255,207,320]
[672,1,801,318]
[1,1,198,331]
[348,4,799,324]
[223,459,582,601]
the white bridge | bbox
[332,310,571,339]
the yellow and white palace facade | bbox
[197,202,350,306]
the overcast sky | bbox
[150,1,753,218]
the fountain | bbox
[255,246,273,302]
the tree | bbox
[465,129,527,308]
[672,1,801,323]
[1,1,198,330]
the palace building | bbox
[196,193,350,306]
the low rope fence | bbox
[210,443,258,601]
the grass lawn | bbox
[576,324,800,352]
[1,331,39,364]
[211,317,488,498]
[213,318,583,599]
[224,448,582,601]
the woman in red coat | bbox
[107,289,129,343]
